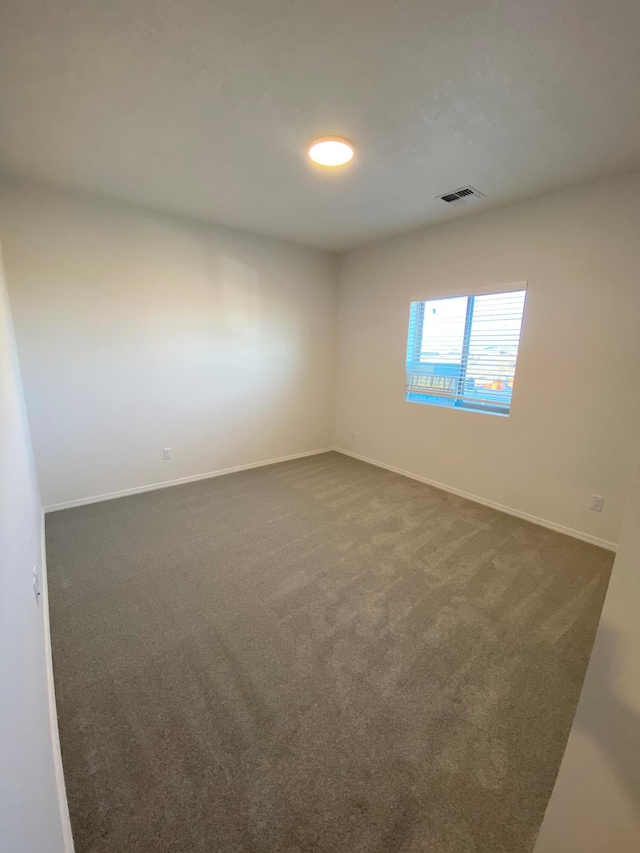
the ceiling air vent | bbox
[438,186,486,206]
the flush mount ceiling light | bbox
[307,137,355,167]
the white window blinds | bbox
[405,289,526,415]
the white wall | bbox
[0,181,337,508]
[0,247,70,852]
[534,450,640,851]
[1,164,638,853]
[335,172,640,547]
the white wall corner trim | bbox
[333,447,618,552]
[41,513,75,852]
[44,448,334,513]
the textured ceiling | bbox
[1,0,639,250]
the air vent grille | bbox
[438,186,486,205]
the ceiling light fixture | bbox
[307,137,354,167]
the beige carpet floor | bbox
[46,451,614,853]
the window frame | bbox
[405,287,527,417]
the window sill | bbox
[405,393,510,417]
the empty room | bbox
[2,2,640,852]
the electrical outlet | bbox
[351,429,356,439]
[33,567,41,605]
[163,447,172,461]
[590,495,604,512]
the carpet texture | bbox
[47,452,614,853]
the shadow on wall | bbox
[221,256,261,336]
[576,625,640,813]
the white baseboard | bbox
[41,512,75,853]
[44,448,334,513]
[45,445,617,551]
[333,447,617,552]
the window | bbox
[405,288,526,416]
